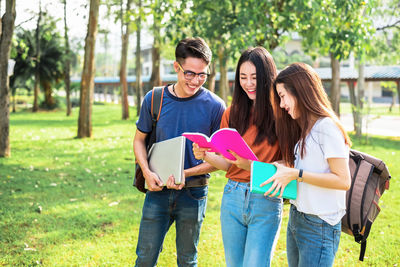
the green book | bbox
[250,161,297,200]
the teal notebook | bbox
[250,161,297,200]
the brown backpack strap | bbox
[150,86,164,125]
[147,86,164,149]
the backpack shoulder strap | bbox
[150,86,164,125]
[146,86,164,149]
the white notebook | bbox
[146,136,186,188]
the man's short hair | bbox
[175,37,212,65]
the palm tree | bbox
[13,14,65,109]
[39,28,64,108]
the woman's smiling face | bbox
[276,83,298,119]
[239,61,257,101]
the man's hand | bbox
[166,170,185,190]
[144,169,164,191]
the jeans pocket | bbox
[223,182,235,194]
[303,213,323,227]
[264,195,283,203]
[186,186,208,200]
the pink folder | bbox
[182,128,258,161]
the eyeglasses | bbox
[177,63,210,81]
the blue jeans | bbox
[220,179,283,267]
[135,186,208,267]
[287,205,341,267]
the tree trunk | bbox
[348,81,357,127]
[103,86,108,103]
[348,81,362,137]
[312,57,320,68]
[355,62,365,137]
[397,81,400,113]
[119,0,131,120]
[42,80,55,108]
[0,0,16,157]
[135,0,143,116]
[103,33,109,76]
[330,53,341,116]
[33,72,40,111]
[63,0,72,116]
[389,92,395,112]
[149,37,161,88]
[77,0,99,138]
[33,1,42,112]
[208,60,216,93]
[218,46,229,103]
[12,91,16,113]
[103,4,111,76]
[65,61,71,114]
[112,87,116,103]
[149,15,161,88]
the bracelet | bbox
[297,169,304,182]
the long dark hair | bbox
[272,62,352,165]
[229,47,277,146]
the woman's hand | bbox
[192,143,211,160]
[223,150,252,171]
[261,162,297,198]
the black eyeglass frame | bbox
[177,62,210,81]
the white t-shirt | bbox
[290,117,349,225]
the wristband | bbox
[297,169,304,182]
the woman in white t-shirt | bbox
[264,62,352,267]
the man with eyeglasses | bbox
[134,37,226,267]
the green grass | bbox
[1,103,399,266]
[340,102,400,117]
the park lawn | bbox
[0,103,399,266]
[340,102,400,117]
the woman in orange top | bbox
[193,47,282,267]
